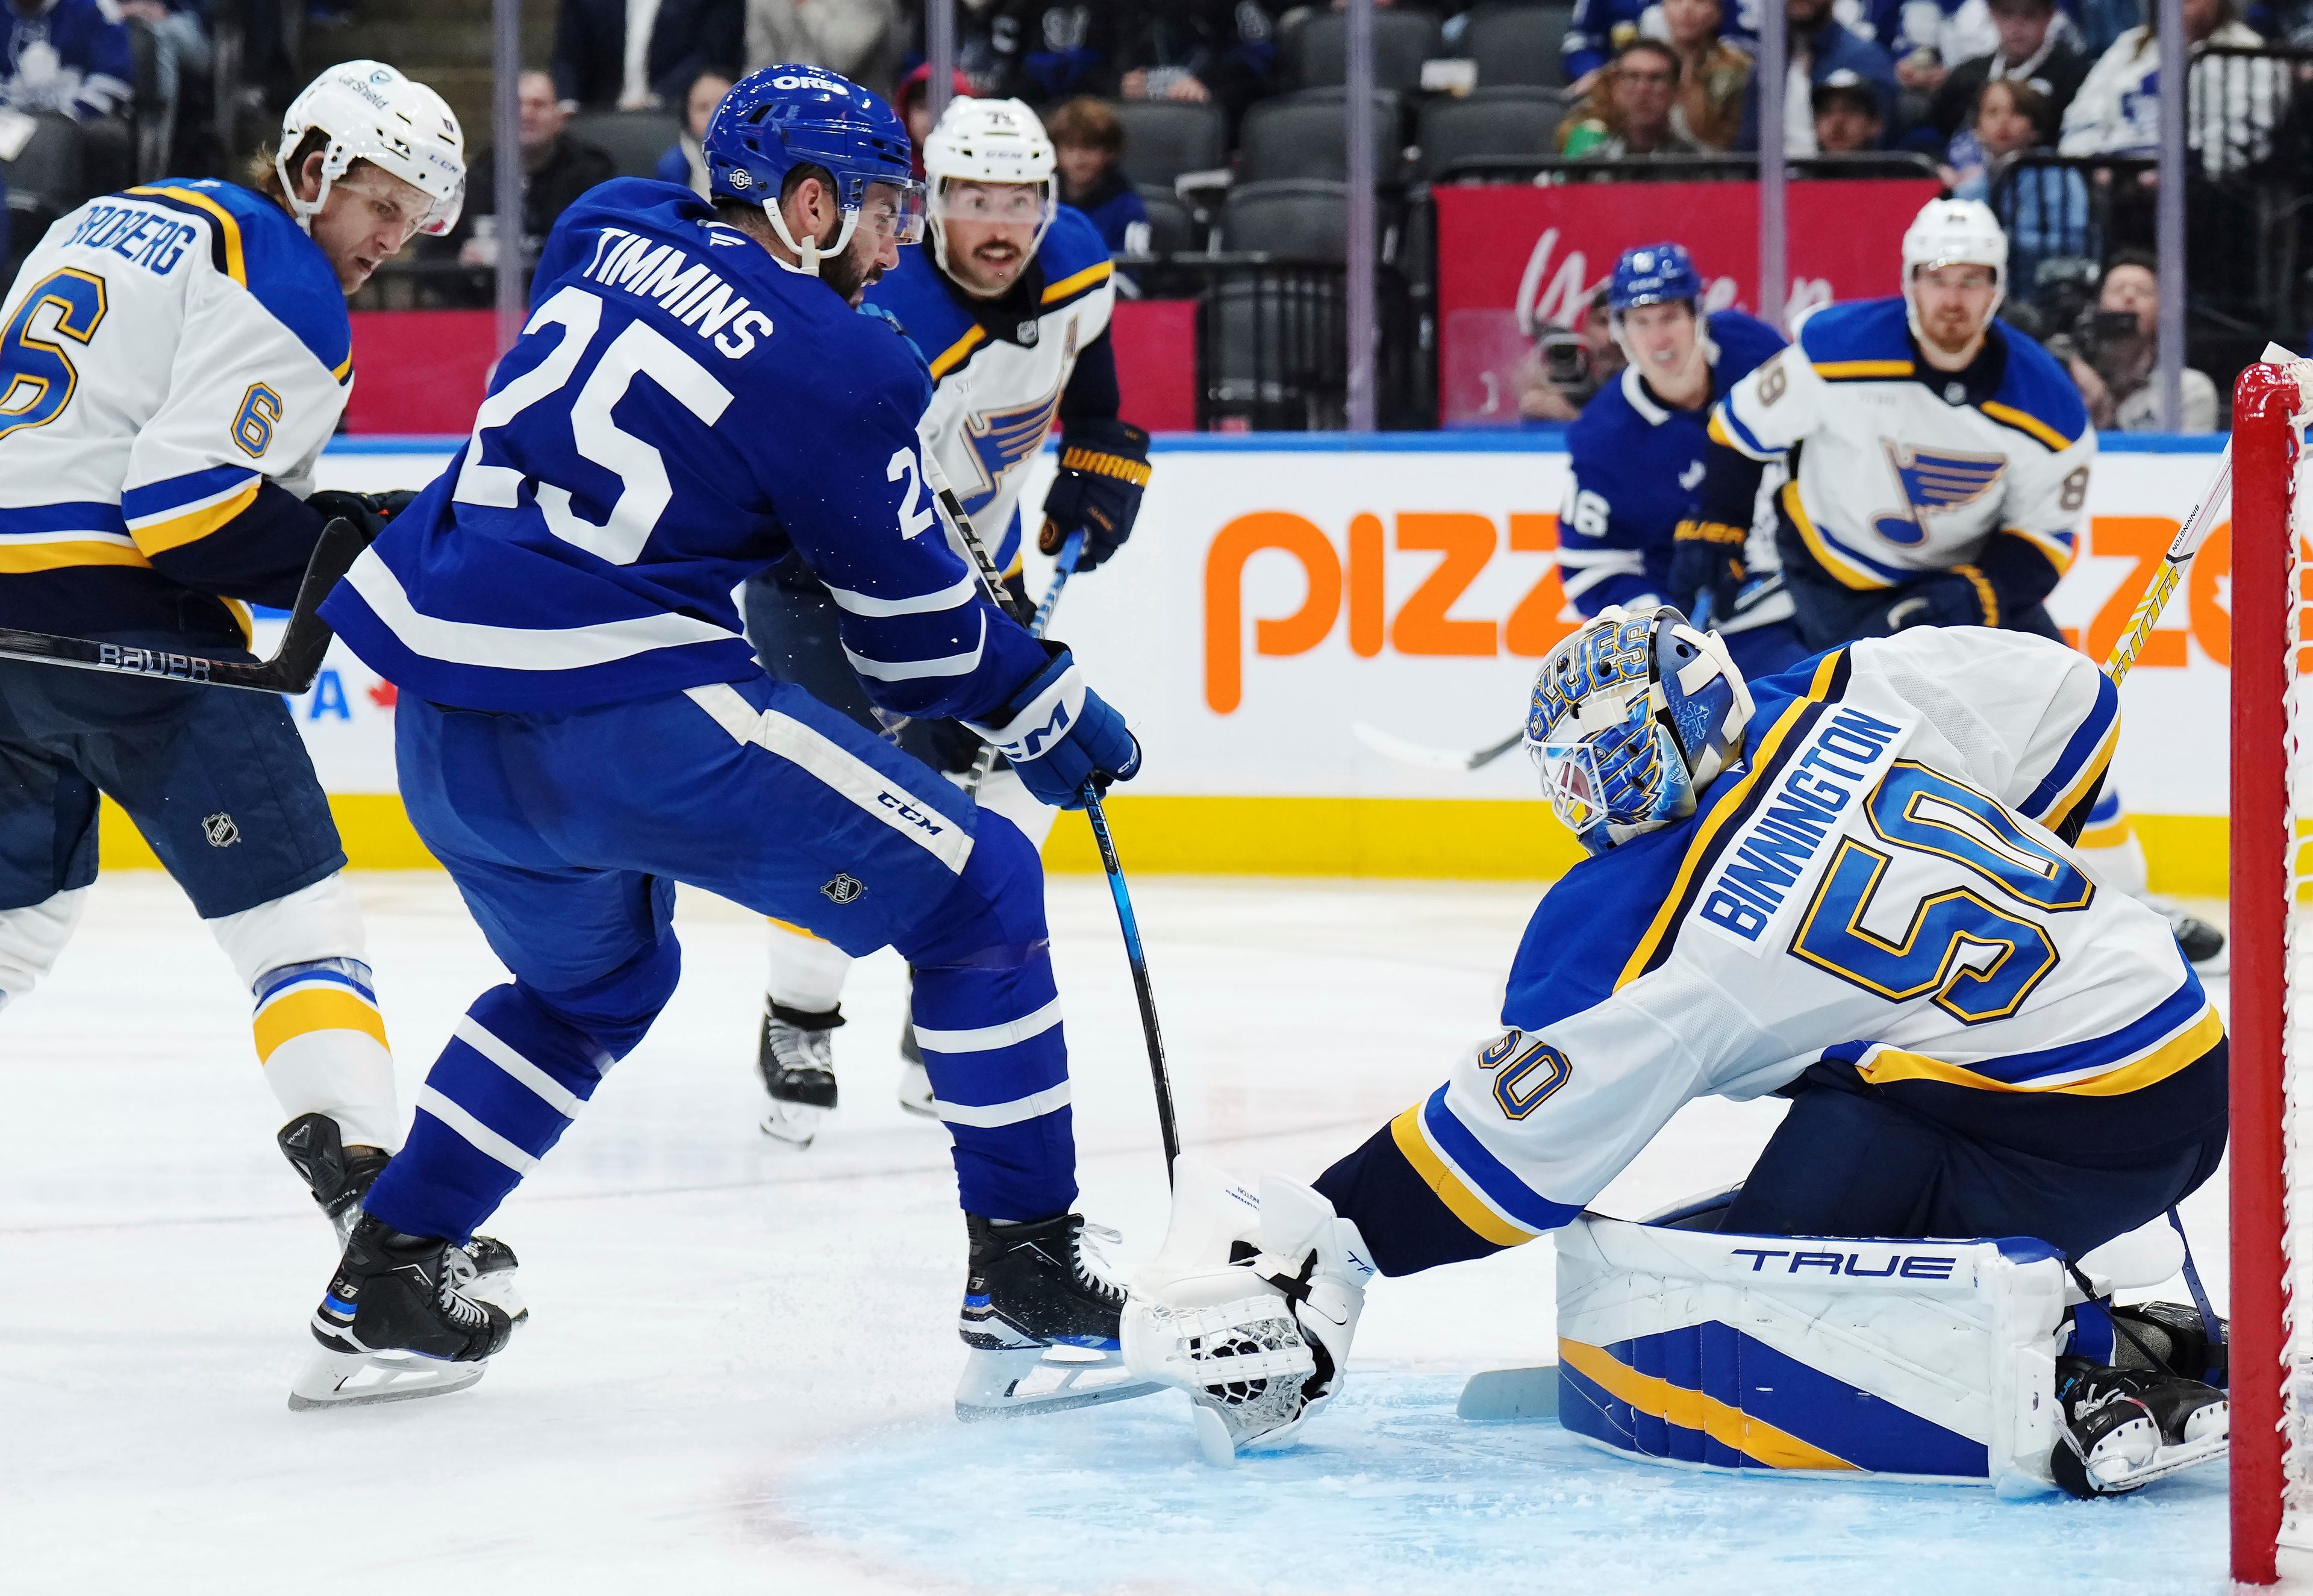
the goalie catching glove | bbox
[1121,1156,1376,1465]
[1668,517,1746,622]
[964,641,1140,809]
[1037,420,1150,573]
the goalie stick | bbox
[923,461,1182,1181]
[0,516,367,694]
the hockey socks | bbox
[252,958,400,1152]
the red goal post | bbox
[2234,357,2312,1587]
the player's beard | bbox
[823,239,885,307]
[1919,304,1987,359]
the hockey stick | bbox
[0,516,366,694]
[925,464,1182,1182]
[960,529,1084,795]
[2102,443,2233,687]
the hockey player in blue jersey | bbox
[1122,607,2229,1494]
[1678,197,2223,967]
[306,66,1151,1418]
[1558,242,1805,682]
[743,94,1151,1145]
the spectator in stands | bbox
[552,0,740,109]
[744,0,900,89]
[655,67,731,197]
[2059,0,2284,173]
[1561,39,1710,156]
[454,70,616,275]
[1735,0,1897,149]
[1660,0,1754,151]
[0,0,131,123]
[1947,78,2087,290]
[114,0,211,155]
[1811,66,1887,147]
[955,1,1117,105]
[1938,73,2046,192]
[1114,0,1281,131]
[1917,0,2088,149]
[1517,293,1625,420]
[1048,96,1150,254]
[1562,0,1655,95]
[2058,251,2219,431]
[897,63,975,177]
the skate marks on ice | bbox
[761,1373,2227,1596]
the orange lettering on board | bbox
[1390,513,1497,655]
[1203,511,1341,713]
[1347,513,1385,658]
[1504,512,1579,657]
[2082,516,2188,670]
[2187,521,2230,667]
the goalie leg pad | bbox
[1555,1216,2071,1489]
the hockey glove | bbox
[1038,420,1151,573]
[1882,566,1998,631]
[1669,519,1746,624]
[307,489,419,545]
[966,641,1141,811]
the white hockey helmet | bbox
[922,96,1057,281]
[275,61,466,238]
[1525,605,1754,856]
[1901,197,2007,334]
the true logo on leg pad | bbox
[820,873,865,905]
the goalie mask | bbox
[1525,606,1754,855]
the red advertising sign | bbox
[1434,178,1939,425]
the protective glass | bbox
[854,179,928,246]
[934,180,1056,228]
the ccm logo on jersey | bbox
[581,227,775,360]
[1696,706,1909,947]
[877,792,949,838]
[1729,1247,1959,1280]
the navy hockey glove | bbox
[307,489,418,544]
[1883,567,1997,631]
[1668,519,1746,623]
[967,643,1141,811]
[1038,421,1150,573]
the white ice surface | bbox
[0,873,2233,1594]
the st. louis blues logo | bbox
[1872,441,2006,546]
[955,322,1078,517]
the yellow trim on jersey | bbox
[2002,524,2079,577]
[1953,563,1999,626]
[131,481,261,556]
[1706,410,1735,447]
[223,596,254,646]
[1558,1338,1859,1471]
[1980,401,2076,452]
[1853,1003,2221,1097]
[767,915,831,942]
[332,351,354,384]
[1041,260,1113,305]
[2038,718,2119,827]
[1812,359,1914,381]
[128,185,246,285]
[929,325,987,381]
[0,537,149,573]
[252,988,390,1064]
[2076,817,2134,850]
[1783,481,1892,591]
[1387,1102,1535,1248]
[1617,652,1847,988]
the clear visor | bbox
[855,178,929,246]
[932,179,1057,228]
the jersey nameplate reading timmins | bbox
[1693,705,1913,953]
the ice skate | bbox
[896,988,936,1118]
[2050,1353,2228,1497]
[954,1210,1162,1420]
[290,1213,514,1411]
[2140,896,2226,971]
[1122,1156,1374,1464]
[277,1112,525,1324]
[757,1001,839,1147]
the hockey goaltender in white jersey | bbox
[1121,609,2229,1499]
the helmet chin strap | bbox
[760,196,858,278]
[275,142,347,237]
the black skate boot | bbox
[289,1214,513,1411]
[2050,1355,2229,1497]
[955,1211,1161,1421]
[758,1000,840,1147]
[277,1112,526,1324]
[2112,1299,2227,1383]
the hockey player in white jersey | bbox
[1123,608,2227,1495]
[0,62,518,1359]
[740,94,1151,1144]
[1675,197,2222,967]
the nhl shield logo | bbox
[820,872,865,905]
[202,812,241,848]
[1016,320,1039,345]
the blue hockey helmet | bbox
[1524,605,1754,855]
[704,64,925,275]
[1607,243,1703,316]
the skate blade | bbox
[954,1346,1162,1421]
[2084,1430,2229,1494]
[1192,1404,1238,1467]
[760,1101,826,1149]
[287,1345,489,1412]
[896,1063,938,1120]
